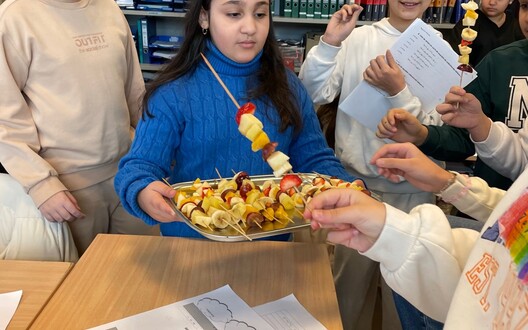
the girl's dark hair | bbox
[141,0,302,134]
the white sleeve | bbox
[474,121,528,181]
[362,203,480,323]
[386,86,444,126]
[440,171,506,222]
[298,37,346,105]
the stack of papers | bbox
[89,285,327,330]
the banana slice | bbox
[461,27,478,42]
[461,1,478,10]
[458,45,472,56]
[462,17,477,27]
[211,210,231,229]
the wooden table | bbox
[0,260,73,330]
[31,234,342,329]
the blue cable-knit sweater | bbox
[115,41,357,238]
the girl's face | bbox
[520,0,528,38]
[480,0,510,19]
[387,0,432,30]
[200,0,270,63]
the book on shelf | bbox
[424,0,434,22]
[444,0,457,23]
[329,0,338,16]
[362,0,374,20]
[306,0,315,18]
[291,0,300,17]
[137,17,156,63]
[371,0,380,21]
[376,0,387,20]
[314,0,322,18]
[282,0,293,17]
[321,0,330,18]
[299,0,308,17]
[454,0,469,23]
[272,0,281,15]
[432,0,446,23]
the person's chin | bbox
[233,50,258,63]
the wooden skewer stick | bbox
[284,213,295,224]
[219,205,248,234]
[215,167,223,179]
[456,71,464,109]
[200,53,240,109]
[225,220,252,241]
[216,208,252,241]
[294,208,305,218]
[161,177,174,189]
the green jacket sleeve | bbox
[419,125,476,162]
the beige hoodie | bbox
[0,0,144,207]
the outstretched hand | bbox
[138,181,178,223]
[370,142,454,193]
[39,190,86,223]
[304,188,385,252]
[322,4,363,47]
[364,50,406,96]
[436,86,491,141]
[376,109,428,145]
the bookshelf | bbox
[122,9,454,72]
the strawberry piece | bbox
[235,102,256,125]
[460,40,473,47]
[279,174,302,192]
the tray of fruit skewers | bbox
[167,171,369,242]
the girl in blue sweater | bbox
[114,0,360,238]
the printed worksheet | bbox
[88,285,273,330]
[340,18,478,133]
[253,294,327,330]
[88,286,328,330]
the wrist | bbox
[469,116,492,142]
[414,125,429,146]
[321,34,341,47]
[434,171,456,195]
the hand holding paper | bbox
[340,18,478,133]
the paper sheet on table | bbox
[340,18,478,133]
[0,290,22,330]
[254,294,327,330]
[88,285,274,330]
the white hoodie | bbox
[363,162,528,328]
[299,18,445,196]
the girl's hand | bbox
[370,143,454,193]
[376,109,429,145]
[138,181,178,223]
[436,86,491,141]
[322,4,363,46]
[39,191,85,223]
[363,50,406,96]
[304,188,385,252]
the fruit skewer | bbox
[456,1,479,81]
[200,53,293,177]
